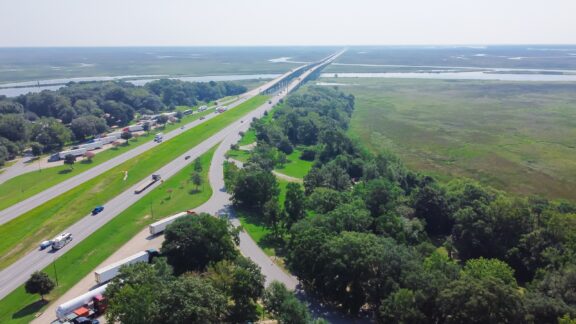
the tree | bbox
[0,144,8,166]
[0,114,28,142]
[363,179,401,217]
[142,122,151,133]
[30,117,71,151]
[413,183,453,236]
[379,289,427,324]
[263,281,313,324]
[158,275,228,324]
[232,167,279,210]
[84,151,95,162]
[25,271,55,301]
[162,214,238,274]
[263,199,283,237]
[191,171,202,191]
[121,131,133,142]
[156,114,169,126]
[64,154,76,170]
[29,142,43,157]
[437,277,525,324]
[284,183,306,230]
[193,158,202,172]
[70,115,107,140]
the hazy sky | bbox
[1,0,575,46]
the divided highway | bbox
[0,51,344,301]
[0,66,306,226]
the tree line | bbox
[0,80,246,165]
[226,86,576,323]
[103,214,324,324]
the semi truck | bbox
[122,124,144,133]
[52,232,73,250]
[134,174,161,194]
[149,210,197,235]
[55,284,108,321]
[58,148,87,160]
[78,141,103,151]
[94,249,158,284]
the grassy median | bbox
[0,95,268,270]
[0,105,218,211]
[0,145,217,323]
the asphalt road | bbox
[0,68,305,226]
[0,56,339,300]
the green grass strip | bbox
[0,106,217,211]
[0,95,268,270]
[0,146,217,323]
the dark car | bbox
[185,155,191,160]
[200,116,205,120]
[91,206,104,215]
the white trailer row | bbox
[149,210,196,235]
[123,124,144,132]
[56,284,108,320]
[94,250,154,284]
[78,141,103,151]
[58,148,87,160]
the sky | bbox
[0,0,575,47]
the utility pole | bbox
[53,258,59,286]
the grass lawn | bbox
[321,77,576,201]
[274,148,313,179]
[0,146,216,324]
[0,95,268,270]
[226,149,251,163]
[0,107,215,212]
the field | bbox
[0,146,216,324]
[326,45,576,72]
[0,96,268,270]
[321,78,576,201]
[0,47,337,84]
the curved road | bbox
[0,67,306,226]
[0,51,344,301]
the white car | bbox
[39,240,53,250]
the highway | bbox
[0,51,344,301]
[0,66,307,226]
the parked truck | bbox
[122,124,144,133]
[134,174,161,194]
[94,249,158,284]
[149,210,197,235]
[55,284,108,321]
[58,148,87,160]
[78,141,103,151]
[52,232,73,250]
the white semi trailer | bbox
[94,249,157,284]
[55,284,108,320]
[58,148,87,160]
[149,210,197,235]
[78,141,103,151]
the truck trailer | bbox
[94,249,157,284]
[78,141,103,151]
[55,284,108,321]
[149,210,197,235]
[134,174,161,194]
[58,148,87,160]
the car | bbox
[92,206,104,215]
[200,116,205,120]
[39,240,53,250]
[180,126,184,130]
[185,155,191,160]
